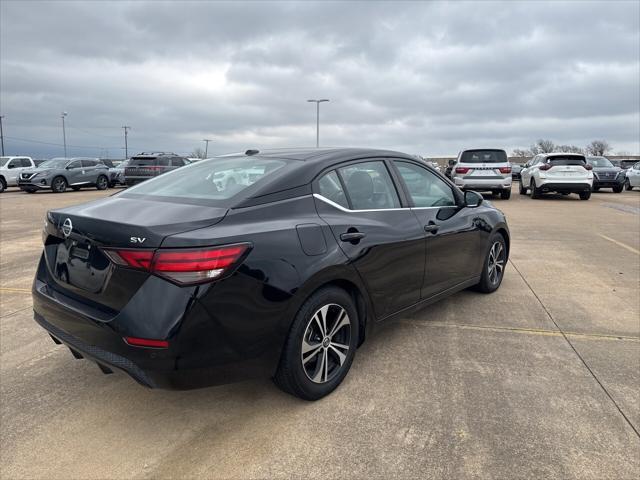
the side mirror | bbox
[464,190,483,208]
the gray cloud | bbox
[1,0,638,158]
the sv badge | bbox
[130,237,146,244]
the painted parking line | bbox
[0,287,32,293]
[599,234,640,255]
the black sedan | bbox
[33,148,510,400]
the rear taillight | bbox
[104,243,250,285]
[455,167,470,174]
[124,337,169,349]
[539,163,552,171]
[584,164,593,170]
[499,166,512,174]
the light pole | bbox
[307,99,329,147]
[203,138,211,158]
[0,115,5,156]
[122,126,131,159]
[61,112,68,157]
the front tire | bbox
[52,176,67,193]
[625,179,633,191]
[530,179,541,199]
[592,186,600,192]
[274,287,359,400]
[475,233,507,293]
[613,185,623,193]
[519,179,527,195]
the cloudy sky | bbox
[1,0,639,159]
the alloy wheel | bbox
[487,241,505,285]
[301,303,351,384]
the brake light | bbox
[539,163,552,171]
[104,244,250,285]
[583,164,593,170]
[499,166,512,174]
[124,337,169,349]
[455,167,470,174]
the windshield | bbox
[0,157,10,167]
[122,156,288,204]
[586,157,613,168]
[38,158,69,169]
[460,150,507,163]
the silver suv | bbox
[18,157,110,193]
[451,149,512,199]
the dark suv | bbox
[124,152,190,186]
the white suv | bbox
[625,162,640,191]
[451,149,512,199]
[519,153,593,200]
[0,156,36,193]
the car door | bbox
[82,159,100,183]
[391,160,486,298]
[5,158,23,184]
[313,160,425,320]
[65,160,84,185]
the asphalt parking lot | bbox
[1,185,639,479]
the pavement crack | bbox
[509,258,640,439]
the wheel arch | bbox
[493,225,510,259]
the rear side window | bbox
[130,157,155,166]
[460,150,507,164]
[171,158,185,167]
[82,160,97,167]
[548,156,585,166]
[20,158,32,167]
[318,171,349,208]
[338,161,400,210]
[157,158,170,167]
[123,157,288,203]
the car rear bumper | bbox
[538,182,592,193]
[31,254,281,390]
[453,177,512,190]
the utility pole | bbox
[307,99,329,147]
[0,115,5,156]
[202,138,211,158]
[61,112,68,157]
[122,126,131,159]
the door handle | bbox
[424,223,439,234]
[340,231,366,242]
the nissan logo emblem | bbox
[62,218,73,238]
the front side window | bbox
[82,160,97,167]
[20,158,32,167]
[318,170,349,208]
[395,162,456,207]
[67,161,82,169]
[338,161,400,210]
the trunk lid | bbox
[43,196,228,308]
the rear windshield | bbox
[122,157,288,204]
[460,150,507,163]
[129,157,157,166]
[548,156,585,166]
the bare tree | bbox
[190,147,206,159]
[511,148,533,157]
[585,140,611,156]
[530,139,555,154]
[556,144,584,154]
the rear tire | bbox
[474,232,507,293]
[500,189,511,200]
[613,185,623,193]
[530,179,541,199]
[274,287,359,400]
[579,190,591,200]
[52,176,67,193]
[519,179,527,195]
[96,175,109,190]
